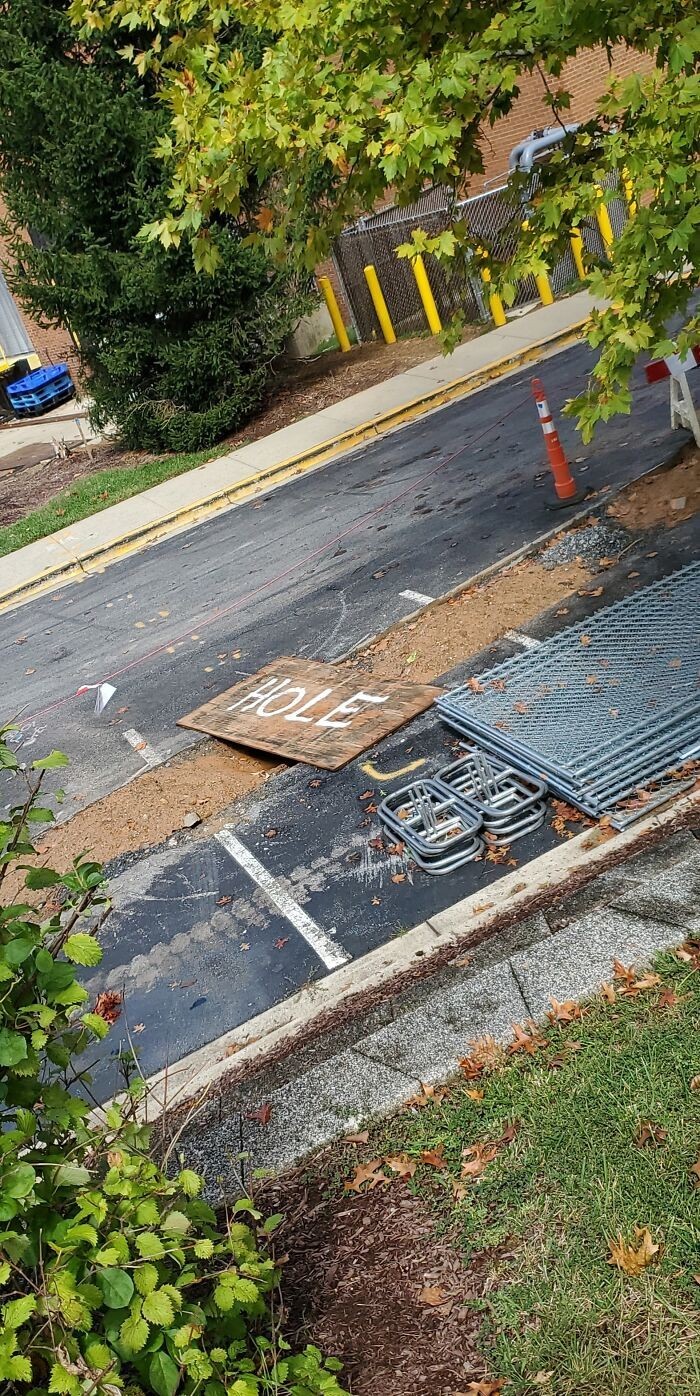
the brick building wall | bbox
[322,43,653,329]
[0,193,77,368]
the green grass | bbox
[0,445,223,558]
[372,953,700,1395]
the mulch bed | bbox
[268,1169,490,1396]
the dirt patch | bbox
[268,1171,488,1396]
[344,555,591,683]
[608,446,700,531]
[33,740,281,870]
[0,334,474,527]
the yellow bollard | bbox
[480,265,507,327]
[535,271,555,306]
[595,189,615,254]
[622,168,637,218]
[411,254,442,334]
[363,264,396,344]
[318,275,351,353]
[570,228,586,280]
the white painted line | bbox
[215,827,351,970]
[400,589,435,606]
[123,727,161,767]
[504,629,542,651]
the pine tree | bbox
[0,0,309,451]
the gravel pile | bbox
[539,520,630,570]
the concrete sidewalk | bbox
[0,292,599,609]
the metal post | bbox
[595,189,615,254]
[317,275,351,352]
[363,264,397,344]
[570,228,586,280]
[411,254,442,334]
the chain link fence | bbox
[333,174,628,343]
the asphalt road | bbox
[3,339,678,816]
[82,514,698,1101]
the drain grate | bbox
[437,562,700,823]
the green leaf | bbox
[136,1231,165,1259]
[262,1213,284,1234]
[24,867,62,889]
[149,1350,180,1396]
[178,1169,202,1197]
[120,1310,150,1355]
[49,1363,81,1395]
[134,1262,159,1295]
[3,1163,35,1198]
[3,938,35,968]
[53,1162,92,1188]
[32,750,69,769]
[0,1030,28,1067]
[142,1289,175,1326]
[64,933,103,966]
[161,1210,190,1235]
[97,1267,135,1309]
[3,1294,36,1327]
[193,1238,214,1259]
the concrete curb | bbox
[0,319,587,614]
[138,787,700,1125]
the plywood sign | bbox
[178,656,440,770]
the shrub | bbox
[0,1,310,454]
[0,725,347,1396]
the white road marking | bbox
[504,629,542,651]
[215,827,351,970]
[123,727,161,767]
[400,589,435,606]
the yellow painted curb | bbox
[0,318,588,614]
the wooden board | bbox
[178,657,441,770]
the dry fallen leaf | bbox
[509,1021,547,1055]
[385,1154,417,1180]
[458,1383,506,1396]
[391,872,407,884]
[607,1226,660,1276]
[467,677,485,693]
[635,1120,668,1148]
[532,1373,554,1386]
[513,701,529,714]
[246,1102,272,1126]
[358,789,375,800]
[273,937,289,950]
[460,1140,500,1179]
[371,896,382,906]
[689,1156,700,1186]
[657,987,688,1009]
[601,982,617,1004]
[93,990,123,1025]
[344,1159,388,1193]
[547,997,582,1025]
[404,1082,450,1109]
[580,634,592,647]
[343,1131,370,1145]
[690,1075,700,1091]
[465,1088,485,1102]
[421,1144,448,1171]
[419,1285,449,1307]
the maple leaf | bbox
[635,1120,668,1148]
[509,1021,546,1055]
[460,1141,499,1179]
[273,937,289,950]
[93,990,123,1025]
[255,206,274,232]
[246,1102,272,1126]
[344,1159,389,1193]
[419,1285,449,1306]
[607,1226,660,1276]
[547,997,582,1025]
[385,1154,417,1180]
[391,872,407,884]
[467,677,485,693]
[458,1382,506,1396]
[421,1144,448,1170]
